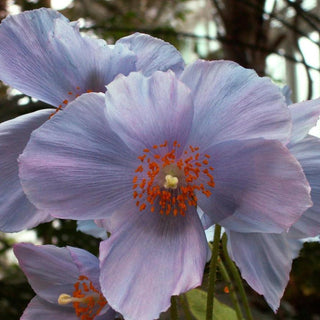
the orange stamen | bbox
[132,141,215,216]
[58,275,107,320]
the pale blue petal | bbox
[21,296,77,320]
[180,60,291,148]
[19,93,137,220]
[198,139,311,233]
[105,71,194,153]
[197,206,214,230]
[226,231,303,312]
[289,135,320,237]
[99,202,208,320]
[14,243,79,304]
[76,220,108,239]
[281,85,293,105]
[289,98,320,144]
[0,109,54,232]
[117,32,185,76]
[0,8,136,107]
[67,246,101,290]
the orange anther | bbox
[133,142,214,217]
[135,165,144,173]
[71,275,107,320]
[138,155,146,162]
[160,141,168,147]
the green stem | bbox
[222,233,254,320]
[180,295,194,320]
[170,296,178,320]
[206,224,222,320]
[218,258,245,320]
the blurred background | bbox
[0,0,319,319]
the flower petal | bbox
[289,98,320,144]
[180,60,291,148]
[105,71,194,152]
[99,202,208,320]
[226,230,303,312]
[19,93,137,220]
[117,32,185,76]
[67,246,101,290]
[0,8,136,107]
[76,220,108,239]
[21,296,77,320]
[281,85,293,105]
[289,135,320,237]
[0,109,53,232]
[14,243,80,304]
[198,139,311,233]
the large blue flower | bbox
[14,243,116,320]
[0,8,184,232]
[19,66,312,319]
[225,94,320,312]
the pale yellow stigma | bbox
[164,174,179,189]
[58,293,87,305]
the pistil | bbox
[58,275,107,320]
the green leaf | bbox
[185,288,238,320]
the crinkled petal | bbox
[0,109,53,232]
[105,71,194,153]
[0,8,136,107]
[226,231,303,312]
[14,243,80,304]
[19,93,137,220]
[198,139,311,233]
[77,220,108,240]
[99,202,208,320]
[289,135,320,237]
[21,296,77,320]
[180,60,291,148]
[288,98,320,144]
[117,32,185,76]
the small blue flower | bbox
[14,242,117,320]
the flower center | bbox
[58,275,107,320]
[133,140,214,216]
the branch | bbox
[237,0,320,47]
[83,25,320,72]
